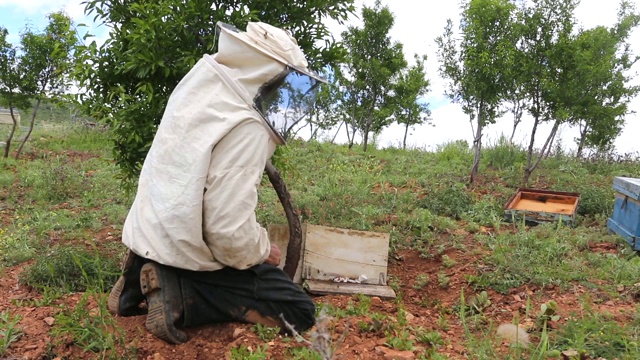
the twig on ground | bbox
[280,308,348,360]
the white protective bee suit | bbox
[122,22,321,271]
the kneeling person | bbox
[107,21,324,344]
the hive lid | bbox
[613,177,640,200]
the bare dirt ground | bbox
[1,231,637,359]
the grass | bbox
[51,292,134,358]
[1,121,640,358]
[19,244,120,292]
[0,310,22,357]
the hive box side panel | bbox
[608,193,640,250]
[613,177,640,201]
[305,280,396,299]
[303,225,390,285]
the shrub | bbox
[19,245,120,292]
[483,135,526,170]
[435,140,472,164]
[420,183,473,219]
[575,185,614,217]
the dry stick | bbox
[265,161,302,280]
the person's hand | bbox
[264,243,281,266]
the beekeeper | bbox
[107,21,323,344]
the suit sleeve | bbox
[202,120,276,269]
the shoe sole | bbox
[140,263,187,344]
[107,276,125,315]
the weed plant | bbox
[0,310,22,357]
[483,135,527,170]
[551,309,640,358]
[252,323,280,342]
[52,293,133,358]
[477,224,640,293]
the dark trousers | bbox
[172,264,315,333]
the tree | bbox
[337,0,406,151]
[567,3,640,157]
[0,27,25,158]
[436,0,515,184]
[394,54,431,149]
[75,0,355,187]
[518,0,577,184]
[0,13,77,159]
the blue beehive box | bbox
[607,177,640,250]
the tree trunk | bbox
[310,126,319,141]
[362,121,370,152]
[3,104,18,158]
[470,121,483,184]
[470,105,484,184]
[524,121,559,185]
[346,120,356,149]
[524,105,541,185]
[509,100,522,144]
[543,126,558,159]
[402,123,409,150]
[265,161,302,281]
[15,98,42,160]
[331,121,344,144]
[576,122,589,158]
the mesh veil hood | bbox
[211,22,326,145]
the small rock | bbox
[151,353,166,360]
[561,349,579,359]
[44,317,55,326]
[376,337,388,346]
[371,296,383,307]
[496,323,530,348]
[232,328,245,338]
[405,312,415,322]
[10,293,28,300]
[375,346,415,360]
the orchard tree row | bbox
[437,0,639,184]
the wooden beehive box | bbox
[268,224,396,299]
[607,177,640,250]
[504,188,581,226]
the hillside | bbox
[1,123,640,359]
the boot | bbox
[108,250,148,316]
[140,262,188,344]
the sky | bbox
[1,0,639,155]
